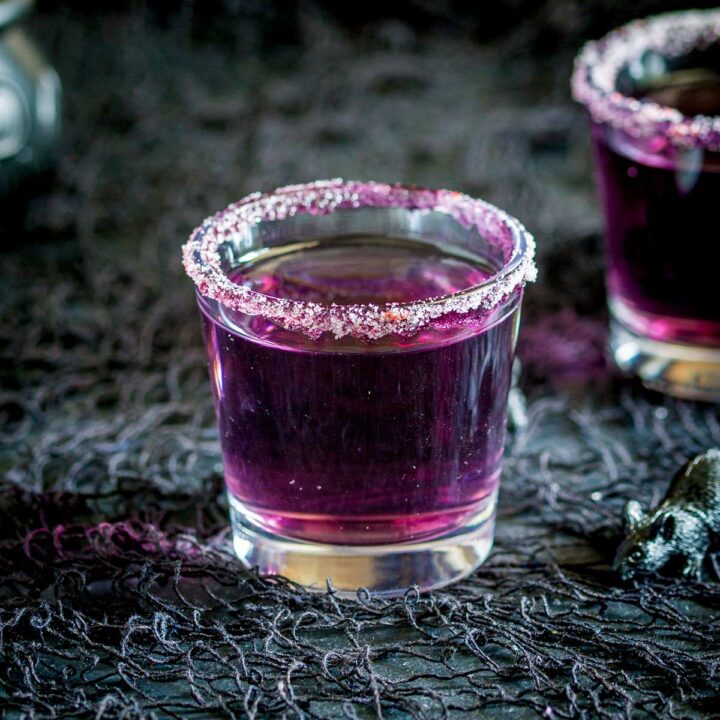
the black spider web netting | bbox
[1,4,720,718]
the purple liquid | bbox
[199,236,519,546]
[593,70,720,346]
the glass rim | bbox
[182,179,536,341]
[572,8,720,152]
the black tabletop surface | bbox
[1,2,719,718]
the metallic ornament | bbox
[614,448,720,581]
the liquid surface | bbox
[224,235,500,352]
[639,68,720,116]
[594,69,720,346]
[234,235,492,305]
[202,236,519,546]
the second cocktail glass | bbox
[573,9,720,400]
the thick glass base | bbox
[228,492,497,597]
[610,319,720,402]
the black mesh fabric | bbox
[1,4,720,718]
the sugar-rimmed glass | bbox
[183,180,536,596]
[573,9,720,401]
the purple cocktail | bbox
[573,10,720,400]
[183,180,536,595]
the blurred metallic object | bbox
[0,0,60,195]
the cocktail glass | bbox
[183,179,536,595]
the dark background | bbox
[2,1,720,718]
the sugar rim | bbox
[182,179,537,341]
[572,8,720,151]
